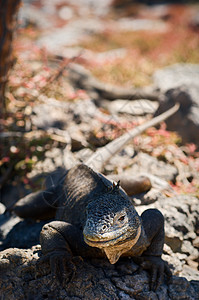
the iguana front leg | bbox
[138,209,172,290]
[39,221,103,283]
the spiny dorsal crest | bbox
[107,180,120,193]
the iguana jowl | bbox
[12,105,179,290]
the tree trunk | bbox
[0,0,21,113]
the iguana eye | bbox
[102,224,107,231]
[118,215,125,222]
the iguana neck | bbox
[104,225,142,264]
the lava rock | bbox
[153,64,199,145]
[0,246,198,300]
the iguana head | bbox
[83,183,141,264]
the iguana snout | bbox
[83,211,129,247]
[83,189,141,250]
[83,211,142,264]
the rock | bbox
[0,214,21,247]
[181,240,198,260]
[27,155,63,179]
[45,148,65,167]
[58,6,74,21]
[153,64,199,145]
[108,99,159,116]
[106,147,136,174]
[27,148,75,180]
[68,129,89,151]
[0,246,198,300]
[153,64,199,92]
[136,195,199,282]
[132,188,166,206]
[0,219,47,251]
[31,104,68,130]
[107,151,177,183]
[106,151,177,204]
[0,208,48,251]
[0,203,5,214]
[168,276,197,300]
[193,236,199,249]
[19,3,52,29]
[117,18,167,32]
[128,152,178,182]
[189,8,199,30]
[0,182,31,208]
[163,244,187,275]
[37,18,105,51]
[190,281,199,299]
[0,191,198,298]
[138,195,198,243]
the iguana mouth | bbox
[84,233,125,247]
[84,226,141,248]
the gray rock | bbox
[117,18,167,32]
[107,151,177,183]
[128,152,178,182]
[168,276,197,300]
[0,246,198,300]
[181,240,198,260]
[162,244,187,275]
[106,151,177,205]
[0,209,48,251]
[37,18,105,51]
[138,195,198,242]
[108,99,159,116]
[27,148,73,180]
[153,64,199,92]
[153,64,199,145]
[31,104,68,130]
[0,182,31,208]
[136,195,199,281]
[19,3,52,29]
[179,265,199,282]
[0,203,5,214]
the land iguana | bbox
[11,104,179,290]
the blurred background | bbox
[0,0,199,204]
[14,0,199,86]
[0,1,199,274]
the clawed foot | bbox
[38,250,76,285]
[135,255,172,291]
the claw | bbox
[156,265,164,290]
[137,255,172,291]
[151,266,158,291]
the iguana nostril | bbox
[101,224,107,232]
[87,221,91,227]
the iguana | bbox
[11,104,179,290]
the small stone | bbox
[181,240,198,259]
[0,203,5,214]
[180,265,199,281]
[193,236,199,248]
[59,6,74,20]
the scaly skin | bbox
[13,164,171,290]
[9,105,179,289]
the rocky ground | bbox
[0,245,198,300]
[0,0,199,299]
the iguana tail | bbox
[85,103,180,172]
